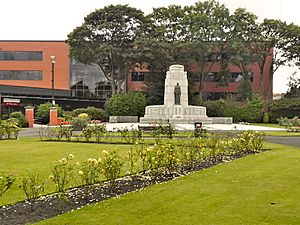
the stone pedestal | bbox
[50,107,58,126]
[25,106,34,128]
[140,65,214,124]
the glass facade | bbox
[0,51,43,61]
[70,60,112,100]
[0,70,43,80]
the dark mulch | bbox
[0,151,261,225]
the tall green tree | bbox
[183,0,231,99]
[227,8,261,100]
[67,5,150,94]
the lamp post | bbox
[51,56,56,105]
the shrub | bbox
[269,98,300,123]
[10,111,29,127]
[105,91,146,116]
[82,126,94,142]
[72,107,108,121]
[0,118,21,139]
[100,150,124,188]
[20,169,44,210]
[49,154,75,198]
[71,117,89,131]
[78,158,101,185]
[263,112,270,123]
[0,173,15,197]
[36,103,63,124]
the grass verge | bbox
[0,138,132,206]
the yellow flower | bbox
[61,158,67,164]
[102,150,108,155]
[78,170,84,175]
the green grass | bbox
[265,131,300,136]
[36,142,300,225]
[0,138,133,205]
[251,123,284,128]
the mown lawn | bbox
[0,138,132,205]
[36,142,300,225]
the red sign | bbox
[3,102,20,106]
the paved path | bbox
[265,136,300,148]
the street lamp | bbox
[51,56,56,105]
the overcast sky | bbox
[1,0,299,93]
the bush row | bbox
[202,98,263,123]
[268,98,300,123]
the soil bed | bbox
[0,150,263,225]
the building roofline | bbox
[0,40,66,42]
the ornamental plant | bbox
[126,148,138,175]
[58,126,73,141]
[20,169,45,210]
[117,127,142,144]
[78,158,101,185]
[0,173,15,197]
[49,154,75,197]
[82,126,94,142]
[93,124,107,143]
[100,150,124,188]
[3,118,21,139]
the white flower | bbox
[78,170,84,175]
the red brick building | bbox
[128,53,273,101]
[0,40,273,114]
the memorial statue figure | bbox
[174,82,181,105]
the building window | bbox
[0,70,43,80]
[131,72,145,81]
[0,51,43,61]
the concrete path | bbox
[19,122,286,137]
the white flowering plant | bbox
[49,154,75,197]
[20,169,45,210]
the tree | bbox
[67,5,150,94]
[143,72,166,105]
[285,72,300,98]
[227,8,261,100]
[182,0,232,99]
[105,92,146,116]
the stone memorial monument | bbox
[140,65,214,124]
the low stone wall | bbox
[109,116,139,123]
[211,117,233,124]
